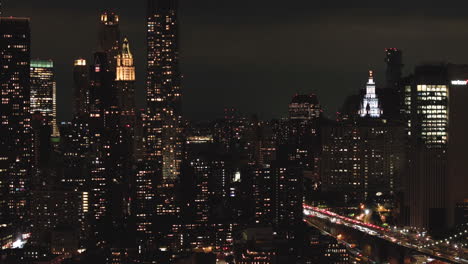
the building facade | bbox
[0,17,32,229]
[30,59,59,137]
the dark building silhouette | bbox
[98,11,121,71]
[381,48,404,120]
[385,48,403,90]
[0,17,32,230]
[73,59,89,117]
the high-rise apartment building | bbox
[139,0,182,254]
[146,0,182,182]
[30,59,59,137]
[0,17,32,227]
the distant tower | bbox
[116,37,136,122]
[359,71,382,118]
[73,59,89,117]
[30,60,59,137]
[288,94,321,120]
[98,12,120,70]
[385,48,403,89]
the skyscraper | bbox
[138,0,182,254]
[99,12,120,71]
[381,48,404,120]
[0,17,32,227]
[385,48,403,90]
[116,37,136,126]
[30,59,59,137]
[404,64,449,232]
[146,0,182,182]
[73,59,89,117]
[446,64,468,228]
[359,70,382,118]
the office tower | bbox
[385,48,403,90]
[99,11,120,70]
[359,70,382,118]
[445,64,468,228]
[89,52,117,112]
[404,64,449,232]
[382,48,404,120]
[285,94,322,187]
[0,17,32,227]
[30,59,59,137]
[73,59,89,117]
[87,51,133,244]
[116,37,136,126]
[140,0,182,254]
[321,119,406,203]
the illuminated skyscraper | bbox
[30,59,59,137]
[138,0,182,254]
[359,70,382,118]
[404,64,449,232]
[0,17,32,226]
[146,0,182,183]
[99,11,120,70]
[116,37,136,125]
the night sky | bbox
[5,0,468,121]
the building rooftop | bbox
[290,94,319,105]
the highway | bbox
[304,205,468,264]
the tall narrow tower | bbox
[359,71,382,118]
[146,0,182,184]
[98,12,120,71]
[138,0,182,254]
[385,48,403,90]
[73,58,89,117]
[116,37,136,123]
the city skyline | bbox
[1,1,468,263]
[7,0,468,120]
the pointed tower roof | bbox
[121,37,132,57]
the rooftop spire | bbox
[368,70,375,84]
[122,37,132,57]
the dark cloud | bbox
[4,0,468,120]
